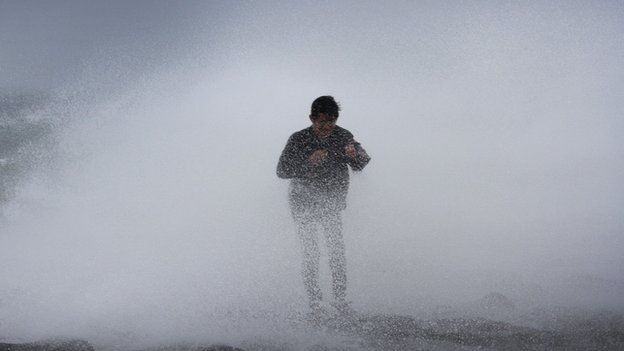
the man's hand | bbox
[345,143,357,159]
[308,149,328,165]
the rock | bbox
[0,339,94,351]
[138,345,244,351]
[477,292,516,312]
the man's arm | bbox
[277,134,310,179]
[345,140,370,171]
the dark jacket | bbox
[277,126,370,211]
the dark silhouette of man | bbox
[277,96,370,317]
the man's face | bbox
[311,113,337,139]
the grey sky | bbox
[0,0,213,91]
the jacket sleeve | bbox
[347,140,371,171]
[277,134,310,179]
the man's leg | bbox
[293,208,322,307]
[320,211,347,303]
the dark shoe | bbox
[328,300,363,333]
[306,301,329,326]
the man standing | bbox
[277,96,370,317]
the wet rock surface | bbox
[138,346,243,351]
[0,343,243,351]
[1,310,622,350]
[0,340,94,351]
[357,315,564,350]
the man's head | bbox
[310,96,340,138]
[310,95,340,119]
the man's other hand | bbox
[308,149,328,165]
[345,143,357,159]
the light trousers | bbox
[291,204,347,305]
